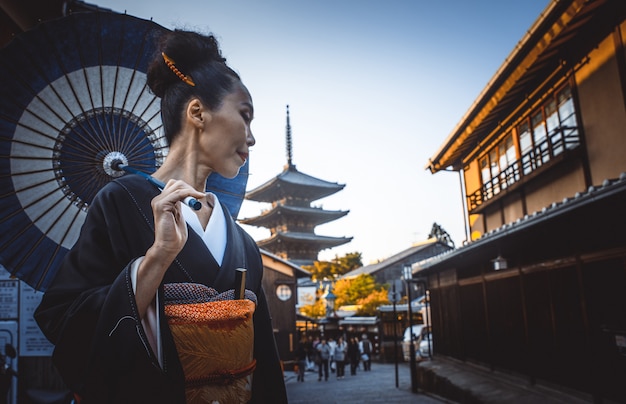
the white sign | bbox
[0,280,19,320]
[19,283,53,356]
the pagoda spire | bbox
[285,105,294,170]
[243,104,352,266]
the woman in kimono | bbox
[35,29,287,403]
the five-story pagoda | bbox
[240,106,351,266]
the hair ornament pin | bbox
[162,52,196,87]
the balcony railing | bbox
[467,125,580,211]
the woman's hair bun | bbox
[147,30,226,98]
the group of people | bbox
[294,334,374,382]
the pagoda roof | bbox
[246,164,345,202]
[256,231,352,250]
[239,204,349,227]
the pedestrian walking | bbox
[359,334,373,371]
[304,335,316,372]
[316,338,331,381]
[347,337,360,375]
[295,338,307,382]
[334,336,347,379]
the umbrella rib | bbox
[0,118,61,145]
[34,197,86,290]
[10,192,80,282]
[0,58,70,136]
[0,175,61,209]
[69,16,97,114]
[110,14,127,152]
[0,167,56,191]
[120,22,166,163]
[127,93,164,159]
[95,13,115,153]
[116,15,132,146]
[119,69,140,146]
[17,31,97,152]
[131,83,157,141]
[0,177,66,240]
[0,165,49,176]
[70,16,110,152]
[119,23,153,150]
[39,23,110,157]
[66,170,106,202]
[126,84,164,159]
[36,21,108,158]
[34,243,64,290]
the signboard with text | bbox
[19,283,53,356]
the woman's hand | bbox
[135,179,205,317]
[150,179,204,260]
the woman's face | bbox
[201,81,255,179]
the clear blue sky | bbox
[97,0,550,264]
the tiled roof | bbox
[257,231,352,248]
[239,204,348,226]
[246,165,344,202]
[415,173,626,271]
[342,238,445,278]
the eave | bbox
[256,231,352,250]
[426,0,624,173]
[239,204,348,227]
[414,174,626,275]
[246,165,344,202]
[260,248,311,278]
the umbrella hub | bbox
[103,152,128,178]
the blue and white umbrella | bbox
[0,12,249,291]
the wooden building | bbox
[260,249,310,361]
[420,0,626,402]
[242,106,352,266]
[342,238,452,285]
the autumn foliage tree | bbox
[302,252,362,281]
[357,289,390,316]
[333,274,389,316]
[299,274,389,318]
[298,298,326,318]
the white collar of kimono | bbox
[181,192,226,266]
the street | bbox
[285,361,447,403]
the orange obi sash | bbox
[164,283,257,404]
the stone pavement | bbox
[285,361,446,404]
[285,357,595,404]
[417,357,593,404]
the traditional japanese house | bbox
[419,0,626,401]
[241,106,352,266]
[260,250,310,363]
[342,238,452,285]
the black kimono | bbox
[34,175,287,403]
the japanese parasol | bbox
[0,12,249,291]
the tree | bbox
[356,289,390,316]
[302,252,363,281]
[333,274,377,307]
[298,298,326,318]
[335,252,362,272]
